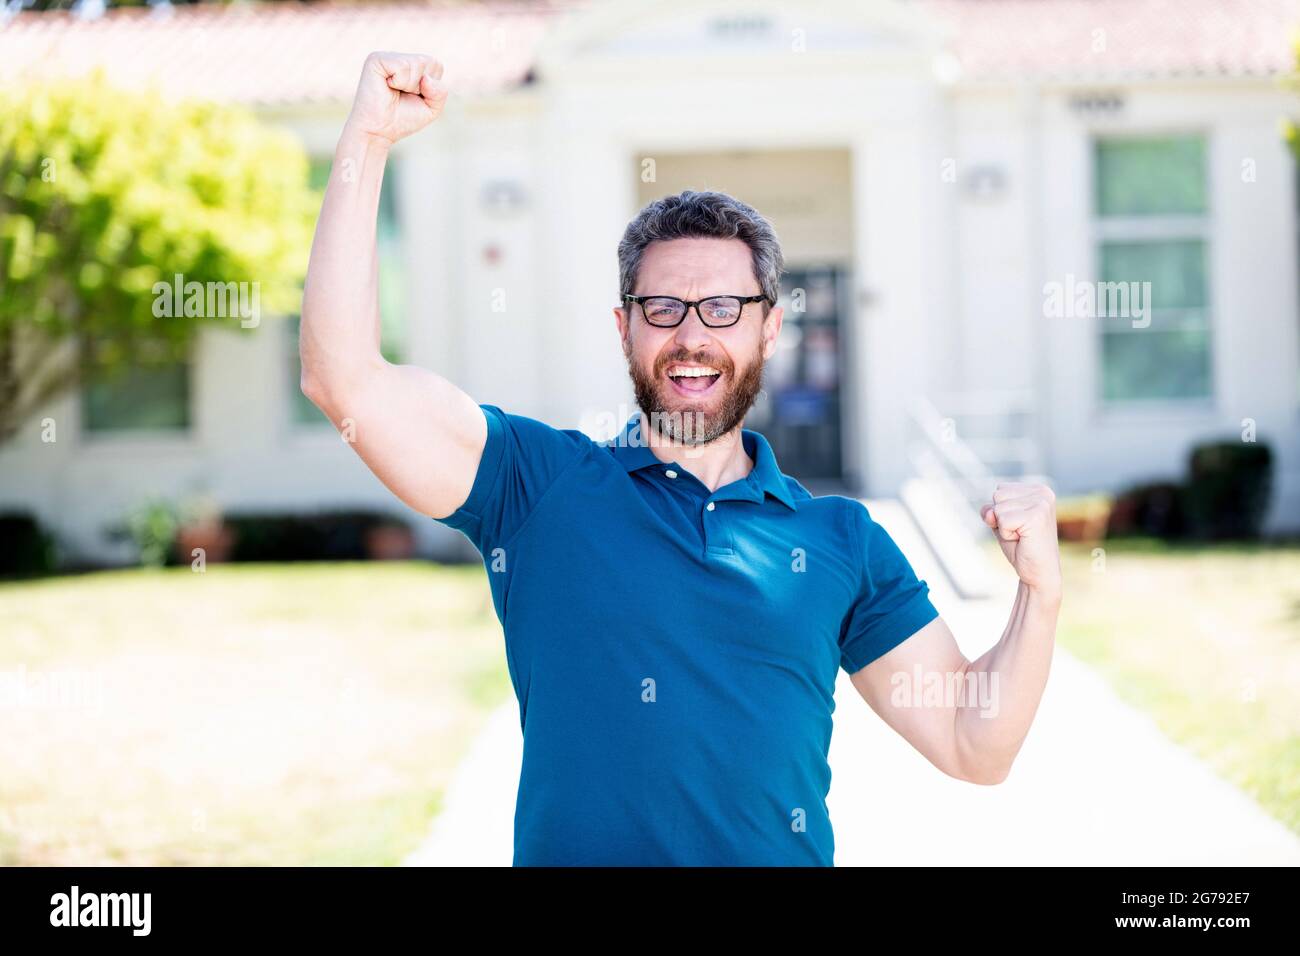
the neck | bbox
[640,414,754,491]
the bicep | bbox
[848,615,971,779]
[317,360,487,519]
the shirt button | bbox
[665,469,677,479]
[706,502,716,512]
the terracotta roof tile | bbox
[0,2,569,105]
[921,0,1300,82]
[0,0,1296,106]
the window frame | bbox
[1089,130,1217,415]
[77,337,196,446]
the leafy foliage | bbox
[0,74,317,440]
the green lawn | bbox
[1008,537,1300,834]
[0,562,510,865]
[6,544,1296,861]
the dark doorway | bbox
[748,264,847,484]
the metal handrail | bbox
[907,390,1046,517]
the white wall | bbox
[6,10,1299,565]
[1028,82,1300,533]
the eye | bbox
[641,297,685,321]
[702,297,742,320]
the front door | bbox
[747,264,847,484]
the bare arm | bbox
[850,483,1062,784]
[299,51,485,519]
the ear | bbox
[614,305,632,356]
[760,304,783,361]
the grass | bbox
[990,537,1300,834]
[0,562,510,865]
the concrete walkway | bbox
[404,500,1300,866]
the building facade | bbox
[2,0,1298,562]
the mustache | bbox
[654,350,733,376]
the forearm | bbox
[299,126,391,398]
[953,580,1060,782]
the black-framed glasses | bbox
[624,294,770,328]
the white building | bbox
[1,0,1298,563]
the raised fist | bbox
[344,52,450,145]
[979,482,1062,598]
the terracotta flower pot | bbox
[175,520,235,565]
[1056,498,1112,544]
[365,523,415,561]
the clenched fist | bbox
[979,482,1062,598]
[344,52,450,146]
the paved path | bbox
[404,500,1300,866]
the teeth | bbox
[668,367,720,378]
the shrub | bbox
[1106,481,1188,540]
[1183,440,1274,540]
[224,511,408,562]
[124,498,179,568]
[0,74,317,443]
[0,511,55,576]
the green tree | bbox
[0,75,317,441]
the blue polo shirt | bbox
[435,404,940,866]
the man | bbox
[301,52,1063,866]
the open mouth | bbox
[665,364,723,397]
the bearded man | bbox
[299,52,1063,866]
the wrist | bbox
[1023,580,1062,609]
[337,121,394,158]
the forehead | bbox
[634,237,757,295]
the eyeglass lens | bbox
[642,297,743,326]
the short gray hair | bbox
[617,190,784,309]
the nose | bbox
[671,305,714,351]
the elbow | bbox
[950,699,1016,785]
[298,353,353,415]
[299,349,384,414]
[948,738,1014,786]
[299,367,336,420]
[299,362,352,425]
[943,757,1010,786]
[297,326,348,413]
[964,762,1011,786]
[299,366,328,409]
[298,332,327,406]
[955,748,1015,785]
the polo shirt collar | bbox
[603,413,797,511]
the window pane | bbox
[1096,137,1207,216]
[83,362,190,432]
[377,169,405,364]
[1100,239,1207,312]
[377,169,401,244]
[1101,329,1212,401]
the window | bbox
[1093,136,1212,403]
[1295,152,1300,405]
[82,343,190,434]
[288,157,406,426]
[375,161,407,364]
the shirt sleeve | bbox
[839,502,941,675]
[433,403,591,557]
